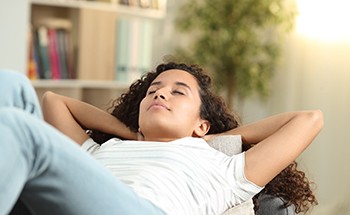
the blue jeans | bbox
[0,71,165,215]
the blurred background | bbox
[1,0,350,214]
[157,1,350,214]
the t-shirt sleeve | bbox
[224,152,264,204]
[81,138,101,154]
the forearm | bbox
[42,91,137,143]
[220,110,323,187]
[221,111,304,144]
[244,110,323,186]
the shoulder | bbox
[81,137,123,153]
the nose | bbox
[153,90,166,100]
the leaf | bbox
[174,0,296,105]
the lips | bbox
[148,102,170,111]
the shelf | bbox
[28,0,166,108]
[32,79,129,108]
[32,79,130,90]
[30,0,166,19]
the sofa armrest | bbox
[256,194,295,215]
[221,199,255,215]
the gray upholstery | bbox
[207,135,242,156]
[256,194,295,215]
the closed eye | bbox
[172,90,185,95]
[148,90,156,95]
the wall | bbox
[158,1,350,214]
[0,0,29,73]
[244,34,350,215]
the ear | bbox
[193,119,210,137]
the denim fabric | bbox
[0,71,165,215]
[0,70,42,119]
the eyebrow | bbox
[150,81,192,91]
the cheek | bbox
[180,100,201,118]
[139,99,147,120]
[139,97,149,111]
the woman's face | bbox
[139,69,209,141]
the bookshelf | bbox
[33,79,130,109]
[30,0,166,18]
[28,0,167,108]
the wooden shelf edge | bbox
[30,0,166,19]
[32,79,130,90]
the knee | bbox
[0,69,29,81]
[0,70,33,97]
[0,108,37,143]
[0,70,42,118]
[0,70,30,85]
[0,108,27,125]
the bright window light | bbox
[296,0,350,42]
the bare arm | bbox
[42,91,137,145]
[209,110,324,187]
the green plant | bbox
[175,0,297,106]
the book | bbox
[34,18,74,80]
[138,19,153,75]
[47,28,61,79]
[64,29,75,79]
[27,27,38,80]
[31,27,44,79]
[36,18,72,30]
[37,26,51,79]
[128,17,140,83]
[115,18,154,84]
[56,29,69,79]
[115,17,130,82]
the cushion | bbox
[207,135,255,215]
[207,135,242,156]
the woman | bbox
[88,62,319,214]
[0,62,322,215]
[85,62,319,214]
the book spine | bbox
[115,17,130,82]
[65,30,75,79]
[128,17,140,83]
[48,28,61,79]
[57,29,69,79]
[37,26,51,79]
[32,28,44,79]
[27,28,38,80]
[34,18,74,80]
[139,19,153,75]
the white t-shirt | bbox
[82,137,263,215]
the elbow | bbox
[42,91,59,119]
[307,109,324,132]
[42,90,56,100]
[42,91,56,108]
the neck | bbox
[143,136,178,142]
[142,133,190,142]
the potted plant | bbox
[174,0,297,107]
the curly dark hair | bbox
[90,62,317,214]
[244,144,318,213]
